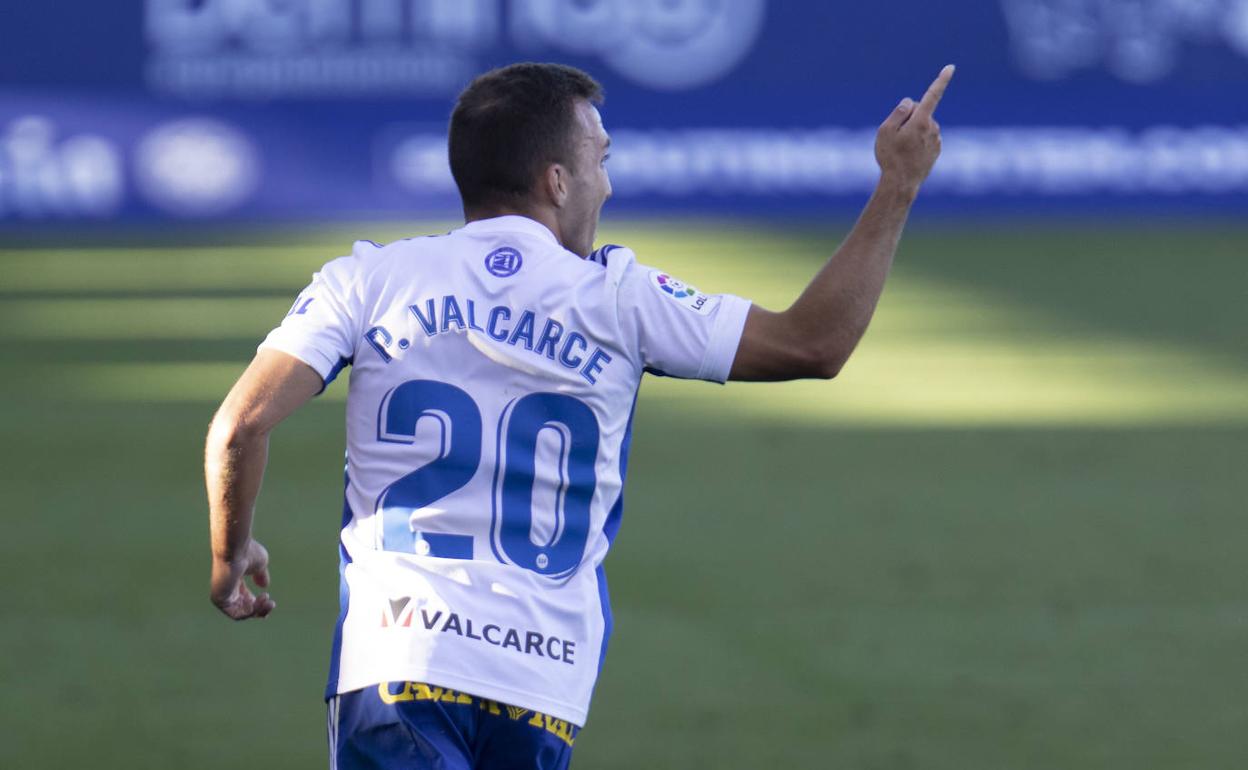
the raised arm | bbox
[205,349,324,620]
[730,65,954,381]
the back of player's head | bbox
[449,62,604,212]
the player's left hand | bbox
[210,538,276,620]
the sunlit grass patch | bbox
[22,361,352,404]
[4,224,1246,427]
[0,298,291,340]
[1,247,328,292]
[31,333,1248,427]
[649,342,1248,427]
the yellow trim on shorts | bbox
[376,682,576,747]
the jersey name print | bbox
[402,294,615,384]
[258,216,750,726]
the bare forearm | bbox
[789,175,917,367]
[730,68,952,382]
[204,350,321,620]
[727,178,917,382]
[205,423,270,563]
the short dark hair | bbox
[449,62,604,211]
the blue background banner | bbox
[2,0,1246,224]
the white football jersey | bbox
[259,215,750,725]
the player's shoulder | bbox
[585,243,633,269]
[589,244,678,296]
[585,243,640,287]
[350,238,389,259]
[332,232,452,279]
[307,239,391,289]
[348,233,450,263]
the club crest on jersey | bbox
[484,247,523,277]
[650,270,714,315]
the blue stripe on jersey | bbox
[594,564,612,677]
[586,244,621,267]
[596,392,639,673]
[643,365,699,381]
[325,470,355,700]
[320,355,352,394]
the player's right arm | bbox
[204,249,363,621]
[205,349,323,620]
[729,65,955,382]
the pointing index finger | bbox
[914,64,955,120]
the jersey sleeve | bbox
[258,254,362,388]
[617,258,752,383]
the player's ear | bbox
[544,163,570,209]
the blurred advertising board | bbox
[1,0,1246,225]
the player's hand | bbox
[210,538,276,620]
[875,64,955,192]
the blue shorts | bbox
[328,682,579,769]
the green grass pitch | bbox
[1,219,1245,768]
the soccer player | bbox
[205,62,953,768]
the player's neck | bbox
[464,205,564,248]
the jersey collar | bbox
[461,215,560,246]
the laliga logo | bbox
[656,273,697,298]
[513,0,768,90]
[653,270,712,314]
